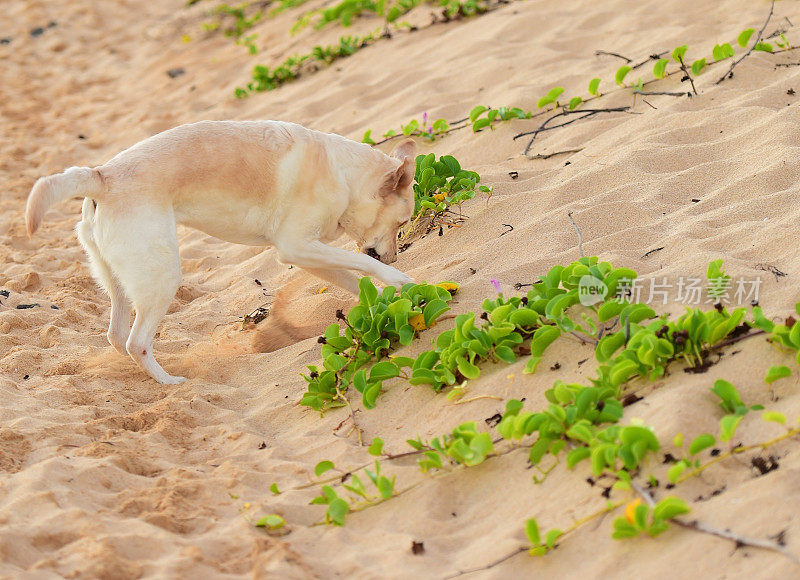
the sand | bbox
[2,0,800,577]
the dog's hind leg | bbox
[98,205,185,385]
[76,198,132,353]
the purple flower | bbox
[422,111,428,126]
[490,279,502,293]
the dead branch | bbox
[632,482,800,567]
[526,148,583,160]
[443,547,527,579]
[716,0,776,84]
[595,50,632,62]
[676,56,698,95]
[633,90,688,97]
[513,107,630,155]
[567,211,585,257]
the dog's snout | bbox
[365,247,380,259]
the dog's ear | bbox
[390,139,416,161]
[382,140,416,193]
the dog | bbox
[25,120,416,384]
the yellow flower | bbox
[433,193,446,203]
[409,313,427,331]
[624,498,642,524]
[436,282,459,294]
[317,286,328,294]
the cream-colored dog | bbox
[25,120,416,384]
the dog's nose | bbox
[365,247,380,259]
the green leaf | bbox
[653,58,669,79]
[762,411,787,425]
[615,65,632,86]
[754,42,773,53]
[358,277,378,307]
[667,461,688,483]
[537,87,564,108]
[369,361,399,382]
[525,518,541,546]
[612,518,639,539]
[652,496,690,521]
[469,105,488,123]
[315,460,335,477]
[588,77,601,96]
[255,514,286,529]
[545,529,563,549]
[688,433,716,455]
[567,446,591,469]
[633,503,649,530]
[738,28,755,48]
[472,118,492,132]
[361,129,375,145]
[765,365,791,384]
[710,379,744,414]
[391,356,415,368]
[691,58,706,75]
[352,368,367,393]
[326,498,349,526]
[596,332,625,363]
[494,345,516,364]
[377,476,395,499]
[713,43,735,61]
[719,414,742,442]
[672,45,688,62]
[456,356,481,380]
[362,382,382,409]
[423,299,450,327]
[751,307,774,332]
[269,483,281,495]
[401,119,419,136]
[568,96,582,110]
[509,308,540,328]
[368,437,384,456]
[432,118,449,133]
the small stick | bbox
[450,394,504,405]
[632,51,669,70]
[595,50,632,62]
[633,90,688,97]
[716,0,776,84]
[514,107,630,156]
[527,148,583,160]
[709,329,765,351]
[676,56,698,95]
[443,547,527,579]
[631,482,800,567]
[640,246,665,259]
[567,211,585,257]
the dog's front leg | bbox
[300,267,361,295]
[276,240,413,289]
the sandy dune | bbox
[2,0,800,577]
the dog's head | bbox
[344,139,416,264]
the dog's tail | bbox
[25,166,104,238]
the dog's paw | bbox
[160,374,188,385]
[384,272,414,288]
